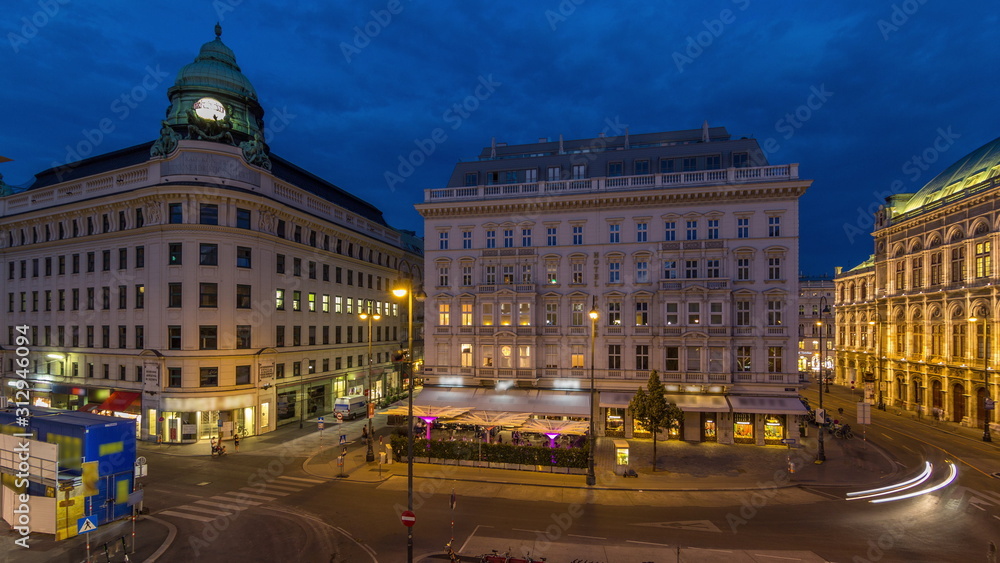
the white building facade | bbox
[0,27,422,443]
[416,126,811,445]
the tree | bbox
[628,370,684,471]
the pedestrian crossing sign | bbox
[77,515,98,534]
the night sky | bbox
[2,0,998,276]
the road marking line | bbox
[179,505,231,517]
[753,555,802,561]
[218,493,269,503]
[277,476,324,484]
[197,499,249,511]
[567,534,606,540]
[688,548,732,553]
[512,528,543,534]
[257,483,304,493]
[160,510,215,523]
[460,524,492,554]
[626,540,671,547]
[239,487,288,497]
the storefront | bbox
[763,414,786,445]
[605,407,626,437]
[701,412,718,442]
[156,394,257,443]
[733,412,755,444]
[728,396,807,446]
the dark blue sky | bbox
[2,0,998,276]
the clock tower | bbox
[152,23,271,170]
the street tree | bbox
[628,370,684,472]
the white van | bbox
[334,395,367,420]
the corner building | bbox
[0,27,423,443]
[416,126,811,445]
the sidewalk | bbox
[301,413,897,493]
[136,398,899,492]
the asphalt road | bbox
[7,388,994,563]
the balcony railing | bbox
[425,164,800,202]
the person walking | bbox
[233,433,241,453]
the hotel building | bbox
[415,125,812,445]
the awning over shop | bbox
[599,392,730,412]
[414,387,590,417]
[728,396,808,415]
[669,394,730,412]
[98,391,141,413]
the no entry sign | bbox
[401,510,416,527]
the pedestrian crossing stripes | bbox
[159,474,324,523]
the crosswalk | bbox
[159,475,324,523]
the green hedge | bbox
[389,435,587,468]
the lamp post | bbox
[816,296,830,463]
[586,301,599,486]
[393,280,423,562]
[359,311,381,462]
[969,311,992,442]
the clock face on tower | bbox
[192,97,226,121]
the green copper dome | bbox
[171,24,257,101]
[897,135,1000,215]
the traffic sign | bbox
[77,515,98,534]
[780,438,797,446]
[401,510,416,527]
[986,399,996,411]
[218,420,223,428]
[339,434,347,445]
[336,412,344,422]
[134,456,148,478]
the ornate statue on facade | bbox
[240,132,272,171]
[258,210,277,234]
[150,121,181,157]
[186,106,235,145]
[145,202,161,225]
[0,174,13,197]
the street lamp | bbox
[816,296,830,463]
[586,300,599,486]
[359,311,381,462]
[969,311,992,442]
[393,280,424,562]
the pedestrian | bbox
[210,437,216,456]
[234,433,240,453]
[363,425,368,440]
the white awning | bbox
[599,392,730,412]
[414,387,590,417]
[729,396,808,415]
[671,394,730,412]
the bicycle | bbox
[835,424,854,439]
